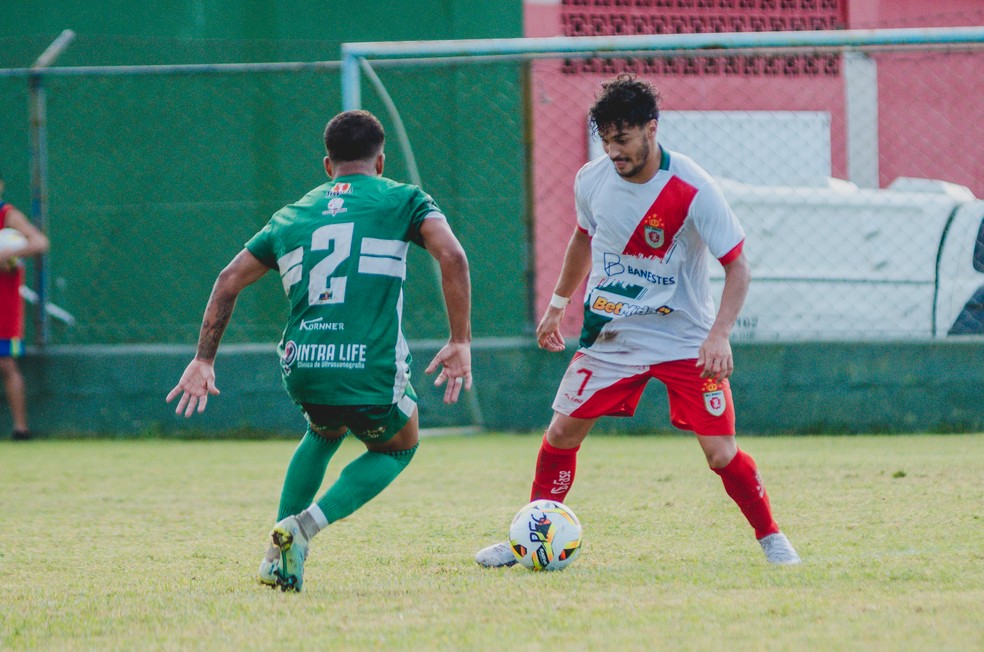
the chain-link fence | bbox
[2,30,983,347]
[1,64,337,345]
[353,31,984,342]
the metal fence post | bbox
[28,29,75,346]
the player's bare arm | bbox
[697,251,751,381]
[419,217,473,404]
[536,228,592,352]
[166,249,269,416]
[1,206,49,258]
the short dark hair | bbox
[589,73,661,135]
[323,110,385,162]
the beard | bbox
[613,139,651,179]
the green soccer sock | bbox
[276,427,346,521]
[315,444,418,524]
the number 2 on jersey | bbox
[279,222,354,305]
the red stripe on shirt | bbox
[621,176,698,260]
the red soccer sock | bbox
[530,434,580,502]
[713,448,780,540]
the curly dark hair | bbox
[588,73,662,135]
[323,110,385,162]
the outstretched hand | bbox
[425,341,473,404]
[166,358,220,417]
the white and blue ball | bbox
[508,499,582,571]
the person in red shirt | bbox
[0,172,49,440]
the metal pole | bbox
[27,75,49,346]
[28,29,75,346]
[340,26,984,61]
[340,49,362,110]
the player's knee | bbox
[698,436,737,469]
[545,416,593,449]
[382,443,418,469]
[703,449,733,469]
[545,428,578,450]
[309,424,347,442]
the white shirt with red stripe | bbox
[573,146,745,365]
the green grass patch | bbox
[1,433,982,650]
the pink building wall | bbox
[848,0,984,192]
[524,0,984,334]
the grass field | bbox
[1,432,982,651]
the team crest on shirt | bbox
[644,214,665,249]
[702,379,726,417]
[323,197,347,216]
[621,177,697,260]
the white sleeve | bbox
[574,167,596,235]
[691,180,745,260]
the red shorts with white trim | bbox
[551,352,736,436]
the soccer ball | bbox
[508,499,582,571]
[0,227,26,270]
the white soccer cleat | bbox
[758,532,802,565]
[269,515,311,591]
[257,543,281,587]
[475,541,518,568]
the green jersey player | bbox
[167,110,472,592]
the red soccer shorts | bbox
[550,352,736,435]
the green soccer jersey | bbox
[245,174,445,406]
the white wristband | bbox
[549,293,570,309]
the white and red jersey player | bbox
[529,143,791,554]
[475,75,800,569]
[572,146,745,365]
[549,146,745,432]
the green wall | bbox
[8,341,983,437]
[0,1,528,345]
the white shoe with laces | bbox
[758,532,801,565]
[475,541,517,568]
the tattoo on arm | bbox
[197,296,235,360]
